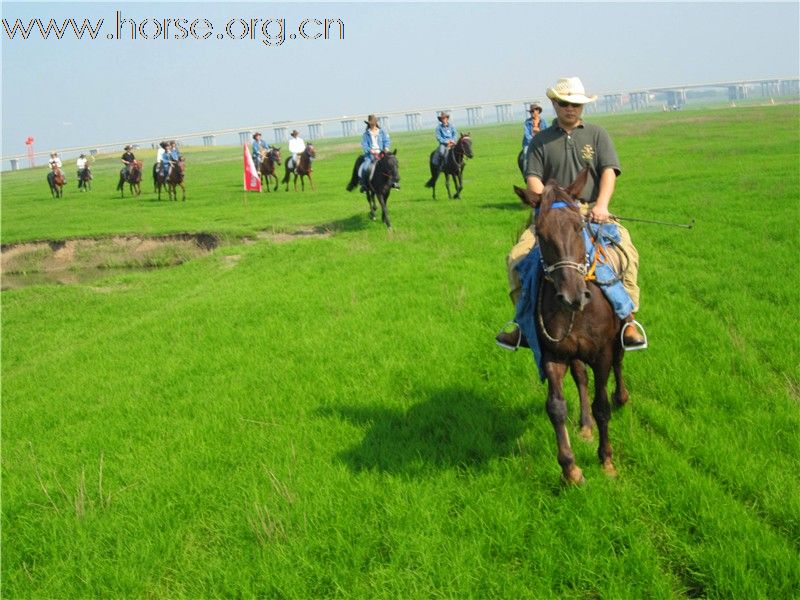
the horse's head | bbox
[270,147,281,162]
[515,168,591,312]
[306,144,316,158]
[459,134,473,159]
[379,149,400,186]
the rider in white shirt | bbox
[287,130,306,173]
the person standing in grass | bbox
[496,76,647,350]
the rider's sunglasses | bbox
[556,100,582,108]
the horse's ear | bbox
[566,166,590,199]
[392,149,397,156]
[514,185,541,208]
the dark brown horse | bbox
[282,144,316,191]
[77,166,92,191]
[425,133,473,199]
[47,167,65,198]
[119,160,142,197]
[259,146,281,192]
[514,168,629,485]
[166,157,186,201]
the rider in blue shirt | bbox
[521,103,547,173]
[251,132,270,170]
[359,114,391,191]
[432,112,458,171]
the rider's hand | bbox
[589,206,611,222]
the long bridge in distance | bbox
[4,77,798,171]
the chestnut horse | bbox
[514,168,629,485]
[47,167,65,198]
[166,157,186,201]
[259,146,281,192]
[282,143,316,191]
[425,133,473,200]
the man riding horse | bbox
[116,145,136,191]
[496,76,647,351]
[425,111,458,188]
[251,132,270,172]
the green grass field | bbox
[2,104,799,598]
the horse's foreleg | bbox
[591,353,616,477]
[570,360,594,440]
[544,360,584,484]
[444,174,452,199]
[366,191,376,220]
[180,183,186,201]
[378,193,391,230]
[309,174,315,192]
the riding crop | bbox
[612,215,695,229]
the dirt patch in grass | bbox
[1,233,220,276]
[254,226,334,244]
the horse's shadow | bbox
[318,213,372,233]
[319,387,528,475]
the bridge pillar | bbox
[603,94,623,113]
[727,85,748,101]
[307,123,324,139]
[466,106,484,126]
[629,92,649,111]
[405,113,421,131]
[202,135,215,147]
[377,116,390,131]
[341,119,356,137]
[10,158,19,171]
[273,127,288,144]
[239,131,251,145]
[495,104,512,122]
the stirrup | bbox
[621,319,648,351]
[496,320,523,351]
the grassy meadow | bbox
[2,104,799,598]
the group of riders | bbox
[44,75,647,350]
[341,75,648,351]
[251,129,309,173]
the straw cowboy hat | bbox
[252,132,262,139]
[365,114,379,127]
[437,111,450,121]
[546,77,598,104]
[529,103,542,113]
[291,130,300,136]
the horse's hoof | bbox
[563,466,585,485]
[601,461,618,478]
[579,426,594,442]
[613,390,630,406]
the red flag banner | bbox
[243,144,262,192]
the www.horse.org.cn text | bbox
[2,11,346,47]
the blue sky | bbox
[2,2,798,157]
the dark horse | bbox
[153,163,165,198]
[259,146,281,192]
[346,151,400,230]
[78,166,92,191]
[47,167,65,198]
[118,160,142,197]
[425,133,473,199]
[166,157,186,201]
[514,168,629,485]
[282,144,316,191]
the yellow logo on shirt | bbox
[581,145,594,161]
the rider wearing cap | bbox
[287,130,306,173]
[521,103,547,173]
[430,112,458,174]
[496,76,646,350]
[358,115,391,192]
[251,132,270,171]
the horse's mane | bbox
[537,180,582,222]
